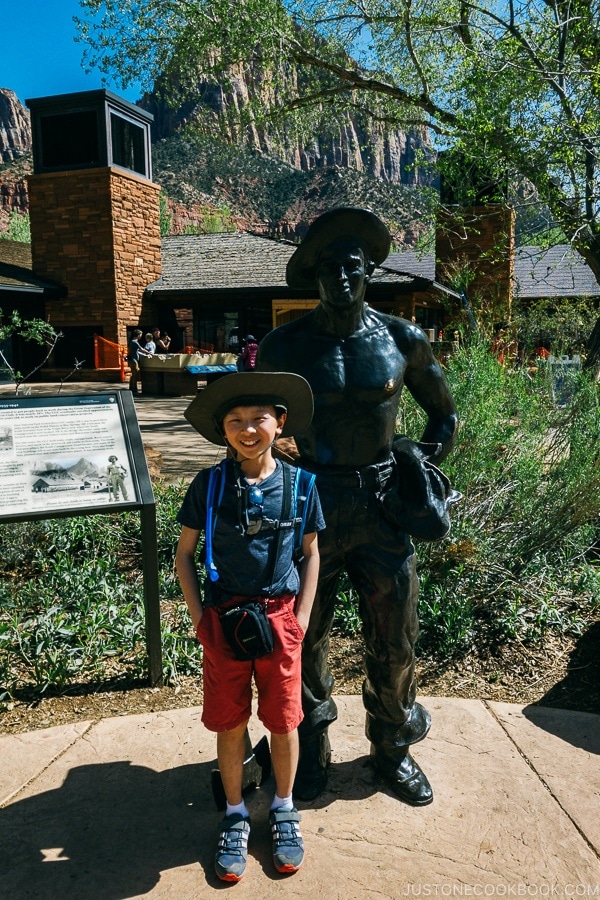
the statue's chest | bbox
[304,331,405,401]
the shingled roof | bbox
[381,249,437,281]
[381,243,600,300]
[147,233,293,293]
[145,232,419,295]
[0,239,65,296]
[513,245,600,299]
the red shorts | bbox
[196,594,305,735]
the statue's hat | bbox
[286,207,391,290]
[184,371,314,446]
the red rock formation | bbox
[0,89,31,163]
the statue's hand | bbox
[377,436,461,541]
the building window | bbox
[28,90,153,178]
[110,112,147,176]
[39,110,100,169]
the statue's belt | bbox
[298,457,395,490]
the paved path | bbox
[132,394,225,481]
[1,696,598,897]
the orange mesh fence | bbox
[94,335,127,382]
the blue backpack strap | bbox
[205,459,227,582]
[293,467,317,559]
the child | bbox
[175,371,325,883]
[144,332,156,354]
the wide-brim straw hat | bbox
[184,371,314,446]
[286,206,391,290]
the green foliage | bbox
[75,0,600,271]
[152,131,308,224]
[0,210,30,243]
[0,482,201,703]
[415,341,600,654]
[333,341,600,656]
[332,574,362,636]
[158,190,173,236]
[181,205,236,234]
[514,296,599,358]
[152,129,436,237]
[0,308,56,347]
[0,309,63,393]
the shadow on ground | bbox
[523,620,600,753]
[0,753,382,899]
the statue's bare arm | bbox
[397,321,458,463]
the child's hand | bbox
[294,612,309,635]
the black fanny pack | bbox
[218,600,274,661]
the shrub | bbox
[415,340,600,654]
[0,482,201,702]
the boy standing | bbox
[176,372,325,882]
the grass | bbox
[1,342,599,703]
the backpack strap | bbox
[205,459,228,583]
[264,461,293,595]
[204,460,315,587]
[292,467,317,562]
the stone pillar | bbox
[28,167,161,348]
[436,204,515,328]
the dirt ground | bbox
[1,621,598,735]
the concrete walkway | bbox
[1,696,599,898]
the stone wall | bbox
[28,167,162,347]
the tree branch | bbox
[287,37,458,126]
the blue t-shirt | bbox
[177,459,325,598]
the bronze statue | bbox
[258,208,458,805]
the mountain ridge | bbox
[0,86,435,245]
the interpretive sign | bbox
[0,393,142,519]
[0,391,163,684]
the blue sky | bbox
[0,1,142,106]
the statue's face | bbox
[316,239,370,313]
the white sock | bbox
[226,800,249,819]
[271,793,294,811]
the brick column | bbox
[28,167,161,348]
[436,204,515,326]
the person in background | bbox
[240,335,259,371]
[153,328,172,352]
[144,332,156,355]
[127,329,152,394]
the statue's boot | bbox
[370,744,433,806]
[293,730,331,801]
